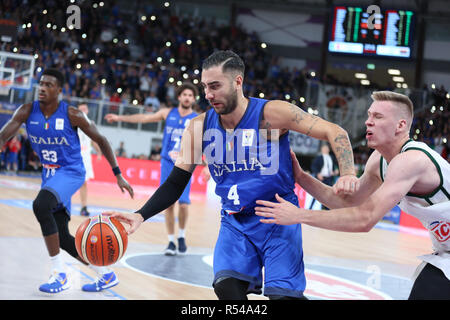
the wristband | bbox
[112,166,121,176]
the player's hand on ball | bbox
[103,211,144,235]
[332,174,360,195]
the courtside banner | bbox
[92,156,208,194]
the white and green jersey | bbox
[380,139,450,280]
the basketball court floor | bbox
[0,173,432,300]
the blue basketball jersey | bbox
[202,97,297,215]
[25,100,84,170]
[25,100,85,216]
[161,107,198,163]
[204,97,306,297]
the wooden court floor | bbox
[0,174,432,300]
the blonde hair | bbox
[371,91,414,119]
[371,91,414,132]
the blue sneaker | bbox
[177,237,187,255]
[39,272,70,293]
[80,206,90,217]
[164,241,177,256]
[82,271,118,292]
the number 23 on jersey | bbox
[41,149,58,162]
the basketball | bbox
[75,214,128,266]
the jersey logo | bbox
[28,134,70,146]
[242,129,255,147]
[55,118,64,130]
[211,158,266,177]
[430,221,450,243]
[203,128,280,176]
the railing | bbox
[1,80,435,143]
[59,95,164,134]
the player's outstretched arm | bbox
[0,103,32,147]
[291,149,382,208]
[68,106,134,199]
[263,100,358,195]
[104,108,169,124]
[256,152,421,231]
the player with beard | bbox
[104,50,358,300]
[105,82,201,255]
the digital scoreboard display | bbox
[328,6,415,58]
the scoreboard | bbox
[328,6,415,58]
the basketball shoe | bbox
[82,271,118,292]
[164,241,177,256]
[80,206,90,216]
[177,237,187,255]
[39,271,70,293]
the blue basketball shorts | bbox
[6,151,18,165]
[41,165,85,216]
[213,212,306,298]
[160,157,192,204]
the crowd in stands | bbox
[0,129,40,174]
[0,0,448,174]
[411,85,450,160]
[1,0,311,112]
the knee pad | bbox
[54,210,79,259]
[213,277,249,300]
[32,189,58,236]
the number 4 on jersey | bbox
[227,184,240,205]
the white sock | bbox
[178,229,185,238]
[50,253,65,274]
[90,265,112,276]
[168,234,175,242]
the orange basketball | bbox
[75,214,128,266]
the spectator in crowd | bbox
[5,135,22,172]
[150,145,162,161]
[144,91,161,111]
[309,143,338,210]
[115,141,127,158]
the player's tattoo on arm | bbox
[305,116,319,136]
[260,119,273,140]
[289,104,306,125]
[289,104,321,136]
[333,133,355,175]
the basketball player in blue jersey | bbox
[105,50,358,300]
[0,68,134,294]
[105,83,205,255]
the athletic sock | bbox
[50,253,65,274]
[90,265,112,275]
